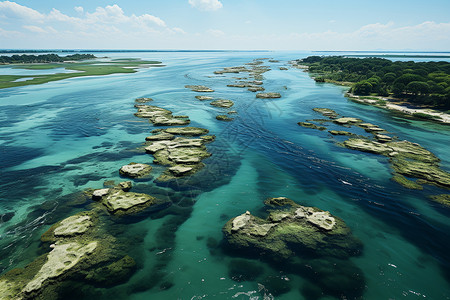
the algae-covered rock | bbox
[41,211,97,243]
[256,92,281,99]
[84,255,136,287]
[329,130,354,136]
[375,134,392,142]
[429,194,450,207]
[297,122,326,131]
[312,108,339,119]
[248,86,265,92]
[145,132,175,141]
[216,115,234,121]
[210,100,234,108]
[195,95,214,101]
[392,158,450,188]
[119,163,152,178]
[135,97,152,103]
[163,127,209,136]
[223,198,362,260]
[343,138,392,155]
[134,105,190,126]
[333,117,363,125]
[279,67,288,70]
[200,135,216,143]
[23,241,98,295]
[391,173,423,190]
[185,85,214,92]
[103,189,158,215]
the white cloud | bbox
[74,6,83,14]
[172,27,186,34]
[189,0,223,11]
[0,1,44,21]
[133,14,166,27]
[23,25,46,33]
[207,29,224,37]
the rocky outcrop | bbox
[298,122,326,131]
[223,197,362,260]
[256,92,281,99]
[195,95,214,101]
[328,130,354,136]
[134,105,190,126]
[210,100,234,108]
[145,137,211,181]
[248,86,265,92]
[119,162,152,178]
[333,117,363,125]
[162,127,209,136]
[185,85,214,92]
[23,241,98,294]
[145,132,175,141]
[279,67,288,70]
[216,115,233,121]
[312,108,339,119]
[135,97,152,103]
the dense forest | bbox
[0,54,96,64]
[300,56,450,109]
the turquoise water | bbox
[1,51,450,299]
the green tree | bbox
[406,81,429,95]
[353,81,372,95]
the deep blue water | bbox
[1,51,450,299]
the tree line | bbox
[300,56,450,109]
[0,54,96,64]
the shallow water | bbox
[1,51,450,299]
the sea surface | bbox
[1,51,450,299]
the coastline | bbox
[346,93,450,124]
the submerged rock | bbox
[135,97,153,103]
[248,86,265,92]
[298,122,326,131]
[223,197,362,260]
[163,127,209,136]
[195,95,214,101]
[210,99,234,108]
[312,108,339,119]
[328,130,354,136]
[216,115,234,121]
[429,194,450,207]
[119,162,152,178]
[256,92,281,99]
[185,85,214,92]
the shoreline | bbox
[346,93,450,124]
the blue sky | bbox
[0,0,449,50]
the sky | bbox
[0,0,449,50]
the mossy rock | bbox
[312,108,339,118]
[429,194,450,207]
[391,173,423,190]
[216,115,234,121]
[84,255,136,287]
[392,158,450,188]
[298,122,326,131]
[41,211,97,243]
[223,198,362,261]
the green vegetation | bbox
[300,56,450,109]
[0,58,162,89]
[0,54,96,64]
